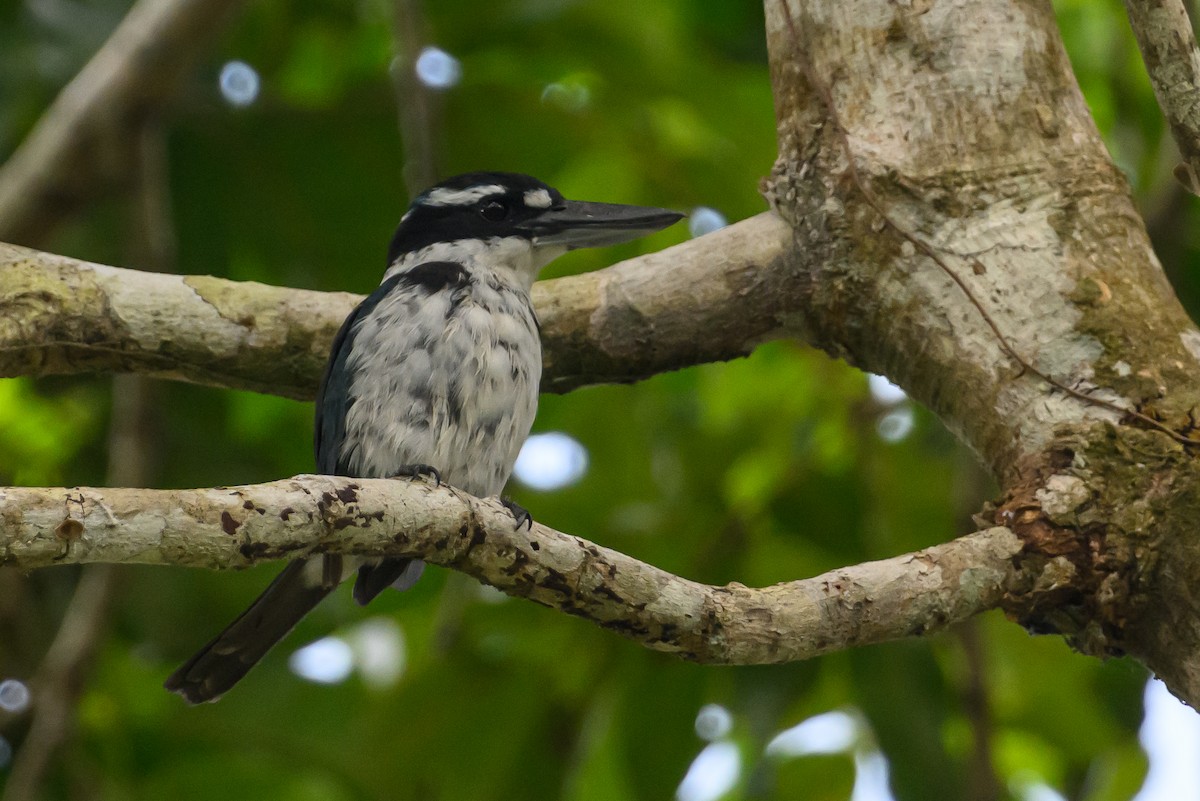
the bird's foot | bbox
[389,464,442,486]
[501,497,533,530]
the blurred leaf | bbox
[0,377,104,485]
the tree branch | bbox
[1124,0,1200,194]
[0,212,794,397]
[0,0,246,245]
[0,476,1020,665]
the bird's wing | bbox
[314,274,407,475]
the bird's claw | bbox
[390,464,442,486]
[501,497,533,531]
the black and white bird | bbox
[165,172,682,703]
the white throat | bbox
[383,237,567,291]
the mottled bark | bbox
[0,214,793,398]
[0,477,1021,665]
[765,0,1200,480]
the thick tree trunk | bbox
[764,0,1200,701]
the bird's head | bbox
[385,172,683,288]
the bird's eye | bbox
[480,201,509,222]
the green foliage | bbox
[0,0,1190,799]
[0,378,103,485]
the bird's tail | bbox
[164,556,344,704]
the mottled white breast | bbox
[339,268,541,498]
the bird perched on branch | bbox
[165,172,682,703]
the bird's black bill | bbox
[521,200,683,248]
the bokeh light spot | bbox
[541,80,591,113]
[852,750,896,801]
[289,636,353,684]
[415,46,461,90]
[689,207,727,238]
[695,704,733,741]
[219,60,260,107]
[766,710,858,757]
[1014,781,1067,801]
[677,741,741,801]
[876,406,915,443]
[513,432,588,491]
[0,679,30,713]
[1132,678,1200,800]
[347,618,406,689]
[868,373,907,405]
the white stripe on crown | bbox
[421,184,506,207]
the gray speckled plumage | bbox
[318,248,545,607]
[334,250,542,496]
